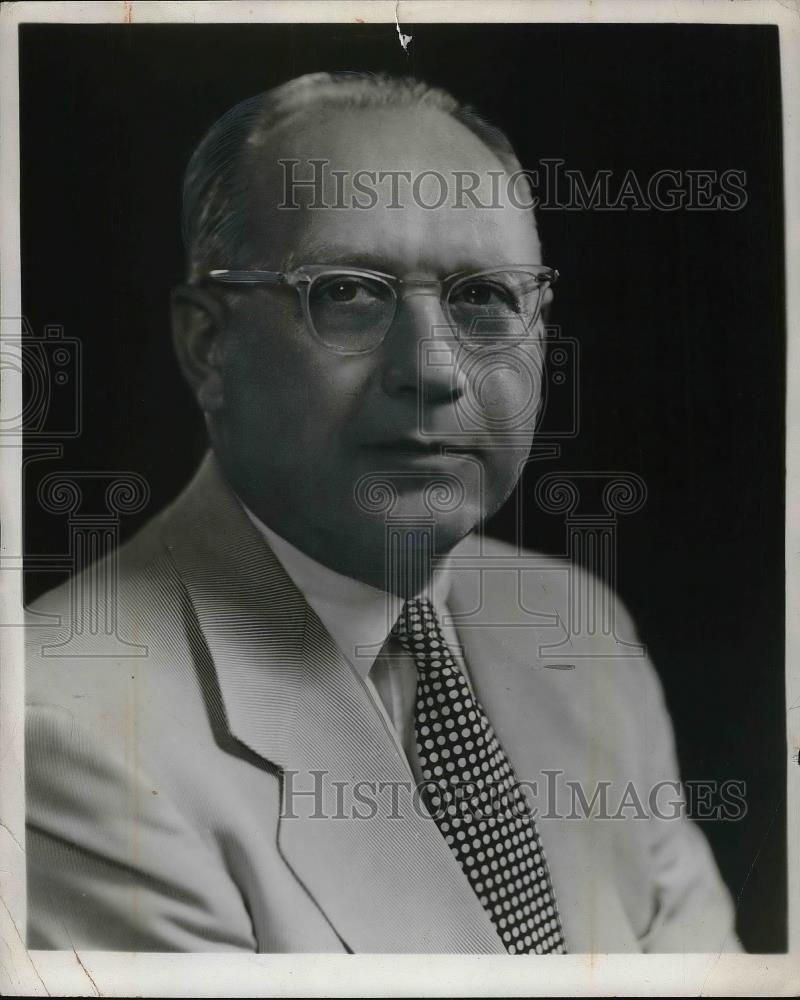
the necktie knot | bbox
[392,597,448,673]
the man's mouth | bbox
[361,438,484,462]
[366,437,478,451]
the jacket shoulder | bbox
[462,532,663,718]
[25,503,186,712]
[459,531,643,645]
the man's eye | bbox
[315,278,384,305]
[325,280,359,303]
[453,282,514,309]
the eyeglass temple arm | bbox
[513,272,559,300]
[532,268,559,287]
[207,270,287,285]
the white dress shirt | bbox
[240,503,475,784]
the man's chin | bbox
[296,498,482,594]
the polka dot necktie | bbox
[392,596,567,955]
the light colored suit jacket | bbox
[26,452,740,953]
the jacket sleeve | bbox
[26,702,258,952]
[624,623,744,953]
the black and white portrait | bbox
[1,2,796,995]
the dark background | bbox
[20,23,786,951]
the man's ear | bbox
[540,285,554,325]
[170,285,229,414]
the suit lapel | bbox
[161,453,504,954]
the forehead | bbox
[246,105,541,274]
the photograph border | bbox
[1,1,798,995]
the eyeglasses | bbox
[206,264,559,355]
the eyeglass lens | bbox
[308,274,396,352]
[307,270,547,352]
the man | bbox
[26,72,740,953]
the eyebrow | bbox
[293,243,399,271]
[284,240,489,276]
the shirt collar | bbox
[239,500,454,679]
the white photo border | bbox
[1,1,797,996]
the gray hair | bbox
[181,71,527,283]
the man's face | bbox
[205,105,545,587]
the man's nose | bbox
[379,288,466,403]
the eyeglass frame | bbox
[205,263,560,355]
